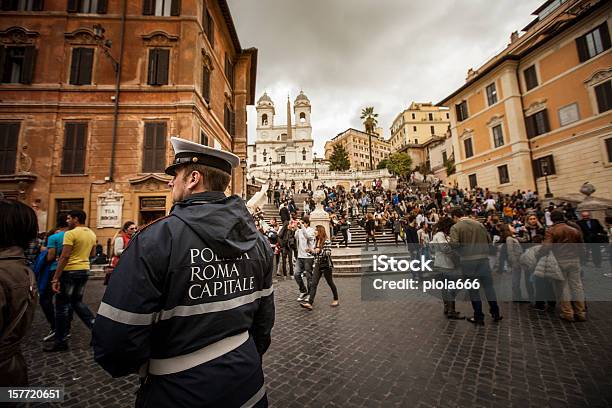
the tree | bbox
[360,106,378,170]
[328,144,351,171]
[444,159,456,176]
[386,152,412,178]
[376,159,389,170]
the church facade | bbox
[247,91,314,168]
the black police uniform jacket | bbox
[92,192,275,408]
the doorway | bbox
[139,196,166,226]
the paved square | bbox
[22,277,612,407]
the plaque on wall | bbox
[97,189,124,228]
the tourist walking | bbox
[294,215,315,301]
[45,209,97,352]
[364,213,378,251]
[0,199,39,386]
[431,217,464,319]
[577,211,607,268]
[300,225,339,310]
[107,221,137,285]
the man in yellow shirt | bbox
[44,209,97,352]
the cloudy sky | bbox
[227,0,543,155]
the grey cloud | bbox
[228,0,542,154]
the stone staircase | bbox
[260,193,309,224]
[330,221,398,248]
[330,247,416,277]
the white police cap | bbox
[165,136,240,176]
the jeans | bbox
[40,281,56,331]
[55,270,95,345]
[511,265,533,301]
[553,260,586,319]
[307,261,338,305]
[462,259,500,320]
[365,234,377,249]
[294,258,314,294]
[281,248,294,277]
[534,274,556,309]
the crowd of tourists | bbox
[253,177,611,323]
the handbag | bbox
[533,253,564,281]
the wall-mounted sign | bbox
[97,189,124,228]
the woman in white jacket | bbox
[431,217,464,319]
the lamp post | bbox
[313,152,318,180]
[240,160,247,200]
[93,24,119,73]
[542,161,553,199]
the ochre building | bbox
[324,128,392,170]
[438,0,612,197]
[0,0,257,244]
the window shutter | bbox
[154,123,166,171]
[143,123,155,172]
[79,48,93,85]
[156,49,169,85]
[525,115,535,138]
[595,81,612,113]
[541,110,550,133]
[202,66,211,103]
[62,124,75,174]
[1,1,13,11]
[600,22,611,51]
[74,124,87,173]
[209,14,215,47]
[147,48,158,85]
[21,46,36,84]
[203,8,209,37]
[230,110,236,136]
[70,48,80,85]
[67,0,78,12]
[0,46,5,81]
[532,159,540,178]
[575,36,589,62]
[547,156,556,175]
[32,0,44,11]
[97,0,107,13]
[170,0,180,16]
[0,123,19,175]
[142,0,154,15]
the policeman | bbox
[93,137,275,407]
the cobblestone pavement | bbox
[22,277,612,407]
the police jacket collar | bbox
[178,191,226,206]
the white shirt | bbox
[295,226,315,258]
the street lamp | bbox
[542,161,553,199]
[93,24,119,73]
[240,160,247,200]
[313,152,319,180]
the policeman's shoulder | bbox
[132,215,174,239]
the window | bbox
[486,83,498,105]
[0,123,19,175]
[468,174,477,189]
[594,80,611,114]
[0,46,36,84]
[606,137,612,163]
[430,125,435,135]
[576,22,611,62]
[456,101,469,121]
[525,109,550,138]
[492,124,504,148]
[224,55,233,87]
[202,65,211,103]
[200,130,208,146]
[203,8,214,47]
[61,123,87,174]
[532,155,556,178]
[142,0,180,16]
[2,0,44,10]
[414,139,418,144]
[428,113,433,121]
[413,126,417,132]
[411,113,415,120]
[524,65,538,91]
[464,138,474,158]
[224,105,235,136]
[302,154,306,161]
[147,48,169,85]
[261,114,268,126]
[446,113,449,120]
[67,0,107,13]
[558,103,580,126]
[143,122,167,173]
[299,112,306,123]
[498,165,510,184]
[442,150,447,163]
[69,48,94,85]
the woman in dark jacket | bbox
[521,214,545,243]
[300,225,339,310]
[0,199,39,386]
[364,213,378,251]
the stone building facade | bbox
[0,0,257,243]
[439,0,612,197]
[324,128,392,170]
[246,91,314,168]
[389,102,450,151]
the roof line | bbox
[218,0,242,53]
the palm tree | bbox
[360,107,378,170]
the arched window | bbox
[299,112,306,124]
[262,114,268,126]
[280,133,287,141]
